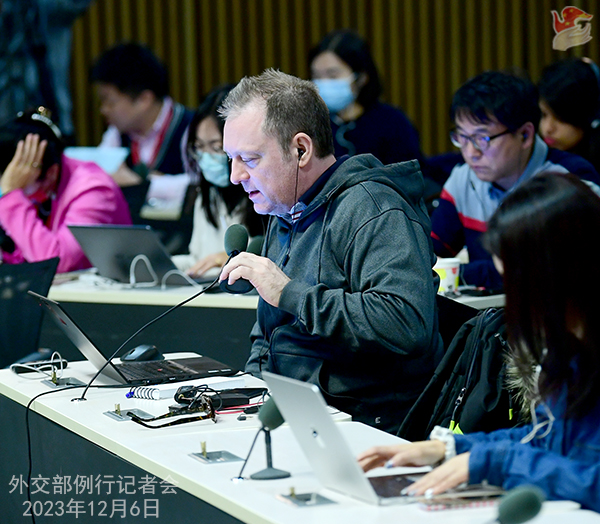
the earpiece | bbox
[297,148,305,158]
[523,132,528,141]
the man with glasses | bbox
[431,70,600,290]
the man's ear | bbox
[520,122,536,148]
[135,89,157,108]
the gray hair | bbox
[219,68,334,160]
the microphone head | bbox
[224,224,248,256]
[497,485,545,524]
[247,235,264,256]
[258,396,284,431]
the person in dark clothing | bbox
[430,70,600,290]
[308,29,445,197]
[218,69,443,435]
[90,42,194,253]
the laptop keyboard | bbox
[119,360,192,380]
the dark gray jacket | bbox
[246,154,443,434]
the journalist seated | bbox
[0,108,131,273]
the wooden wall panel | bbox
[70,0,600,156]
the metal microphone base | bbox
[249,428,290,480]
[250,467,291,480]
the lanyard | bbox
[130,106,173,168]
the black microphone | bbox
[249,396,290,480]
[257,396,284,430]
[219,224,256,294]
[247,235,264,256]
[496,485,545,524]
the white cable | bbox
[10,351,66,380]
[160,269,202,290]
[129,254,159,288]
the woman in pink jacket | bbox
[0,108,131,273]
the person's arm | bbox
[220,186,438,359]
[0,162,130,272]
[430,192,465,258]
[278,209,436,355]
[467,440,600,511]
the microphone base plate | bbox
[249,467,291,480]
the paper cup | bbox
[434,257,461,293]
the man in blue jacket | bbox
[431,70,600,290]
[219,69,443,435]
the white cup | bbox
[433,257,461,293]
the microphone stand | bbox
[250,428,290,480]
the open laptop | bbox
[262,372,503,506]
[68,224,202,286]
[29,292,238,385]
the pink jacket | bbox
[0,155,131,273]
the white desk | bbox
[451,292,505,309]
[1,361,597,524]
[48,279,259,309]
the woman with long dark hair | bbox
[358,172,600,511]
[538,58,600,173]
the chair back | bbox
[0,257,59,367]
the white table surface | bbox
[1,359,596,524]
[48,278,259,309]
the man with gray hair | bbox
[219,69,442,434]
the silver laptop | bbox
[261,372,428,505]
[68,224,199,286]
[29,292,238,385]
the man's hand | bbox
[1,133,47,194]
[111,163,143,187]
[219,252,290,306]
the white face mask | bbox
[313,75,356,114]
[197,152,230,188]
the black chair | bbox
[436,293,479,350]
[0,257,59,368]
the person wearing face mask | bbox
[0,108,131,273]
[171,85,265,278]
[309,30,443,192]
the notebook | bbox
[68,224,196,286]
[262,372,503,506]
[29,291,238,386]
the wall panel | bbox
[71,0,600,155]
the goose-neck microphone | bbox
[219,225,262,294]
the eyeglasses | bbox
[191,140,225,155]
[16,106,62,140]
[450,128,512,152]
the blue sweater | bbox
[455,390,600,512]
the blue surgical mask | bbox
[198,152,230,187]
[313,76,356,115]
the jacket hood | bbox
[309,154,429,223]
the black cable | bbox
[23,382,129,524]
[234,427,263,481]
[72,276,220,402]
